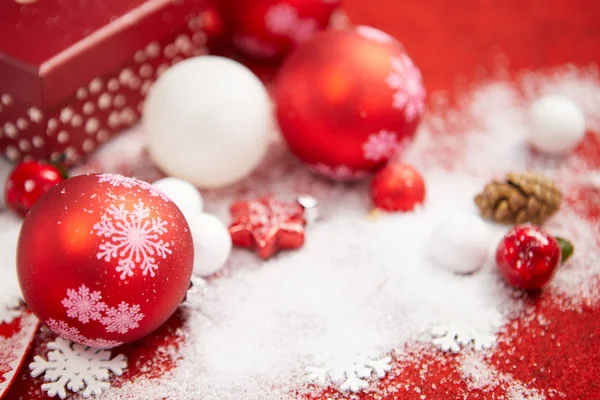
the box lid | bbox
[0,0,206,108]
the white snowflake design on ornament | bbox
[431,325,497,353]
[29,337,126,399]
[100,302,144,334]
[356,25,395,44]
[0,295,22,325]
[61,285,107,324]
[311,164,369,181]
[306,355,393,393]
[264,4,298,35]
[94,200,172,279]
[386,54,425,122]
[362,129,400,161]
[45,319,86,344]
[97,173,169,202]
[264,3,318,43]
[232,35,278,59]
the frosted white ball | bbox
[152,177,203,216]
[529,95,586,155]
[429,214,492,274]
[0,156,11,209]
[187,213,232,277]
[144,56,271,188]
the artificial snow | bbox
[2,65,600,399]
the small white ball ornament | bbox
[152,177,203,216]
[528,95,586,155]
[144,56,271,188]
[429,213,492,274]
[187,213,232,277]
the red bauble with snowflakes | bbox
[5,161,65,217]
[219,0,340,60]
[275,26,425,180]
[16,173,194,348]
[371,163,426,211]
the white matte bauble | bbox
[0,156,11,209]
[152,177,203,216]
[528,95,586,155]
[187,213,232,277]
[429,213,492,274]
[144,56,271,188]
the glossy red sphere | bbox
[276,26,425,180]
[5,161,64,217]
[371,163,426,211]
[17,173,194,348]
[495,225,561,290]
[220,0,340,60]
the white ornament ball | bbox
[187,212,232,277]
[528,95,586,155]
[429,213,492,274]
[144,56,271,188]
[152,177,203,216]
[0,156,11,209]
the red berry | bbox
[371,163,426,212]
[5,161,65,217]
[495,225,561,290]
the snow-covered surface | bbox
[2,65,600,399]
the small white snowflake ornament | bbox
[29,337,127,399]
[306,355,393,393]
[431,325,496,353]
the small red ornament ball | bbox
[219,0,340,60]
[495,225,561,290]
[5,161,64,217]
[17,173,194,348]
[371,163,426,212]
[276,26,425,181]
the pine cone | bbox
[474,172,562,225]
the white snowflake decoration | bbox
[265,3,298,35]
[356,25,395,44]
[232,35,278,59]
[311,163,368,181]
[46,319,124,349]
[101,302,144,334]
[97,173,169,202]
[386,54,425,122]
[264,3,318,43]
[29,337,126,399]
[306,355,392,393]
[362,129,400,161]
[94,200,172,279]
[0,295,22,325]
[431,325,496,353]
[61,285,106,324]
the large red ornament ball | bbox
[495,225,561,290]
[371,163,426,212]
[17,173,194,348]
[219,0,340,61]
[276,26,426,180]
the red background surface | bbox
[343,0,600,93]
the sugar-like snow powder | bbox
[2,65,600,399]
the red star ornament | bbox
[228,196,307,259]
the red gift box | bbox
[0,0,210,166]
